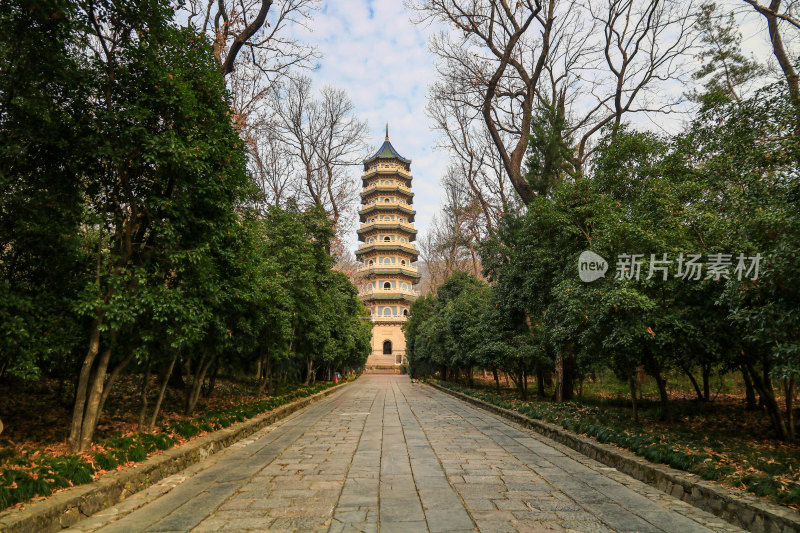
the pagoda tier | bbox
[358,203,416,223]
[356,223,417,242]
[360,184,414,202]
[357,127,419,367]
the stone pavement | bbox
[69,375,745,533]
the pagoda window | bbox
[383,308,391,317]
[383,282,391,290]
[400,259,406,266]
[403,309,409,316]
[368,259,374,265]
[383,340,392,354]
[384,236,391,242]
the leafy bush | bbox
[93,452,117,470]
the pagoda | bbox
[356,126,419,369]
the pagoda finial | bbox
[385,123,389,141]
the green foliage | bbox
[457,82,799,435]
[0,0,368,449]
[525,99,575,196]
[690,2,764,105]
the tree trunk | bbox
[653,370,671,422]
[742,365,757,410]
[785,376,795,441]
[493,368,500,392]
[149,356,176,431]
[701,363,711,402]
[747,360,788,439]
[555,352,565,401]
[537,369,546,398]
[629,373,639,424]
[69,321,101,451]
[265,353,275,395]
[257,351,269,394]
[168,360,185,390]
[138,364,151,432]
[682,365,704,401]
[203,359,220,398]
[522,368,528,398]
[78,347,112,450]
[563,352,575,400]
[185,354,215,416]
[555,349,576,402]
[91,353,134,436]
[304,358,314,385]
[516,370,527,401]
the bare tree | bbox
[179,0,321,216]
[743,1,799,101]
[181,0,319,78]
[427,85,519,236]
[269,76,368,237]
[573,0,697,166]
[418,176,485,294]
[250,119,295,210]
[411,0,558,204]
[410,0,698,202]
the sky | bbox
[291,1,446,255]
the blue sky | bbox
[291,1,446,253]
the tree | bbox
[691,2,765,104]
[269,76,368,239]
[180,0,318,78]
[412,0,697,202]
[62,0,251,451]
[678,83,800,439]
[0,0,89,389]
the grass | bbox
[435,377,800,509]
[0,380,340,511]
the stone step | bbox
[365,366,402,374]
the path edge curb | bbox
[0,379,353,533]
[427,381,800,533]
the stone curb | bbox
[428,381,800,533]
[0,380,352,533]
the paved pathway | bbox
[70,375,744,533]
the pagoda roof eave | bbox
[363,139,411,165]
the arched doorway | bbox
[383,340,392,355]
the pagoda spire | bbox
[385,123,389,141]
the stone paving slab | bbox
[68,375,745,533]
